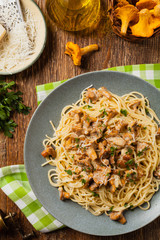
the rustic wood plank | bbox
[0,0,160,239]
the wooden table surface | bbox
[0,0,160,239]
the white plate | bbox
[0,0,47,75]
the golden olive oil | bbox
[46,0,100,31]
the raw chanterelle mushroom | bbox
[65,42,98,66]
[116,0,130,8]
[130,9,154,37]
[149,4,160,29]
[115,4,139,35]
[136,0,158,11]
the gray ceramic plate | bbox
[24,71,160,236]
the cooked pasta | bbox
[41,86,160,223]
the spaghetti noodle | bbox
[41,86,160,223]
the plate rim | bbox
[24,70,160,236]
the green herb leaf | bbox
[126,166,130,170]
[145,108,149,114]
[91,192,99,197]
[100,109,108,118]
[86,117,90,122]
[83,105,92,109]
[120,109,128,117]
[64,169,72,175]
[124,203,128,207]
[110,146,117,156]
[81,179,86,184]
[129,204,134,210]
[109,206,114,213]
[0,81,31,137]
[135,163,138,169]
[128,148,133,154]
[75,138,79,143]
[125,159,134,165]
[137,147,148,157]
[129,179,134,182]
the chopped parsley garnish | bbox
[92,192,99,197]
[124,203,128,207]
[109,206,114,213]
[129,179,134,182]
[126,173,130,177]
[137,147,148,157]
[128,127,131,132]
[76,144,79,148]
[125,159,134,165]
[64,169,72,175]
[75,138,79,143]
[81,179,86,184]
[102,123,107,128]
[126,148,133,154]
[145,108,149,114]
[143,127,147,130]
[83,105,92,109]
[137,151,142,157]
[100,109,108,118]
[72,155,74,160]
[106,173,110,177]
[110,146,117,156]
[86,117,90,122]
[129,204,134,210]
[120,109,128,117]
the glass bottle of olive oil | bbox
[46,0,100,31]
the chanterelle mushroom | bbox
[116,0,130,8]
[41,145,56,158]
[115,5,139,35]
[150,5,160,29]
[150,4,160,17]
[130,9,154,37]
[136,0,158,11]
[65,42,98,66]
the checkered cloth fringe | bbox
[0,64,160,232]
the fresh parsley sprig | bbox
[0,81,31,137]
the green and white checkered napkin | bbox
[0,64,160,233]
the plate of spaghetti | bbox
[24,71,160,236]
